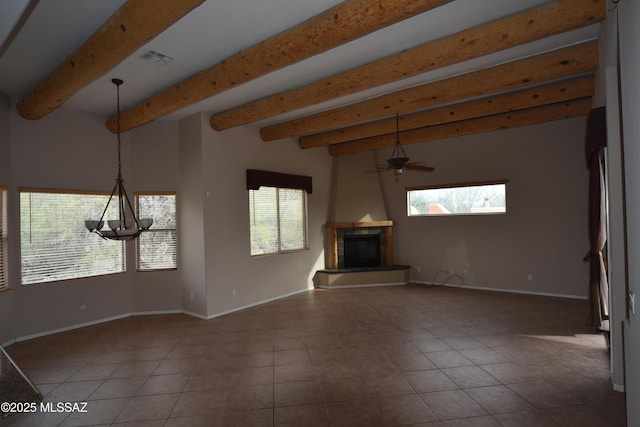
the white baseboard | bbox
[189,287,313,320]
[2,338,16,347]
[131,309,183,316]
[15,313,132,343]
[182,310,209,320]
[612,382,625,392]
[4,283,588,346]
[5,289,317,344]
[412,281,588,300]
[11,309,192,344]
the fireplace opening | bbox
[343,234,381,268]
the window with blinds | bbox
[1,186,7,291]
[136,193,177,271]
[249,187,307,256]
[19,189,125,285]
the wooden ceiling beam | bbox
[212,0,604,132]
[16,0,205,120]
[107,0,453,133]
[328,97,593,156]
[299,75,595,148]
[260,41,599,141]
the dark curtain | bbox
[585,106,608,328]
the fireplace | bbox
[324,221,394,269]
[343,234,381,268]
[316,221,410,288]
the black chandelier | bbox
[85,78,152,240]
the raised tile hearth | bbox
[313,265,410,289]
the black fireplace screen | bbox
[343,234,381,268]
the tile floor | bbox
[1,284,627,426]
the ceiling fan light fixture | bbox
[370,113,434,175]
[387,156,409,169]
[387,113,408,168]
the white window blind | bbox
[20,189,125,285]
[136,193,177,270]
[0,187,7,291]
[249,187,307,256]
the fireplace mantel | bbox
[325,221,394,269]
[325,220,393,229]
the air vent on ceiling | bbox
[140,50,174,65]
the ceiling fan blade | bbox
[405,161,435,172]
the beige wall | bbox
[0,103,183,343]
[378,117,590,298]
[178,114,208,317]
[330,151,388,222]
[200,120,332,317]
[3,106,137,341]
[0,105,332,341]
[130,119,182,313]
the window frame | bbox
[406,180,508,217]
[0,186,8,291]
[135,191,177,271]
[19,187,126,285]
[248,186,309,256]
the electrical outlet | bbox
[630,293,636,315]
[79,301,86,310]
[527,274,533,281]
[232,289,237,297]
[462,270,468,278]
[416,266,422,273]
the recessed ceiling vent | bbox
[141,50,173,65]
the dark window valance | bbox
[246,169,313,194]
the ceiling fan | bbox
[374,113,435,176]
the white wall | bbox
[379,117,590,298]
